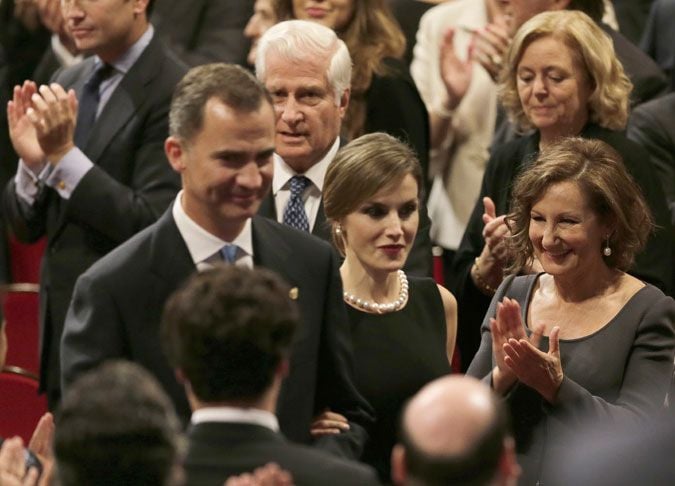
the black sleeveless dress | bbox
[347,276,451,482]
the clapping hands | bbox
[491,298,563,402]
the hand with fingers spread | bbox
[28,413,54,466]
[8,81,46,170]
[310,408,350,437]
[438,27,473,113]
[27,83,79,163]
[224,463,295,486]
[471,18,510,82]
[503,326,563,403]
[490,297,543,393]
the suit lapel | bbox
[147,209,196,288]
[84,36,165,161]
[251,216,293,278]
[257,191,277,220]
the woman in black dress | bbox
[317,133,456,482]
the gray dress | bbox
[467,273,675,485]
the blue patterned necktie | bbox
[220,244,238,263]
[282,175,311,232]
[74,63,114,149]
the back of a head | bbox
[568,0,605,22]
[54,361,182,486]
[395,376,513,486]
[161,265,299,404]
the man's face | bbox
[498,0,564,35]
[263,53,348,173]
[61,0,147,62]
[166,99,276,240]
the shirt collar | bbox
[172,191,253,265]
[191,406,279,432]
[272,137,340,195]
[93,24,154,75]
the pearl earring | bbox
[603,236,612,257]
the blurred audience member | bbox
[411,0,507,285]
[640,0,675,84]
[4,0,185,409]
[54,361,183,486]
[627,92,675,225]
[274,0,430,192]
[152,0,254,67]
[496,0,667,108]
[244,0,277,67]
[612,0,655,44]
[391,375,520,486]
[450,10,673,366]
[467,137,675,484]
[162,265,379,485]
[322,132,456,482]
[386,0,446,67]
[255,20,433,276]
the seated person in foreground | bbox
[161,265,379,486]
[54,361,183,486]
[391,375,520,486]
[467,137,675,484]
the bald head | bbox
[393,376,518,486]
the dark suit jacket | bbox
[627,92,675,224]
[151,0,253,67]
[185,422,380,486]
[61,211,373,459]
[3,34,186,400]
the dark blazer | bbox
[61,211,373,459]
[185,422,380,486]
[450,124,673,367]
[2,34,186,403]
[151,0,253,67]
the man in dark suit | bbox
[254,20,433,277]
[3,0,185,409]
[61,63,373,459]
[162,265,379,485]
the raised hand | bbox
[8,81,46,170]
[472,18,510,81]
[438,27,473,111]
[27,83,78,163]
[490,298,544,394]
[310,408,350,437]
[503,326,563,403]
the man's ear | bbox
[391,444,407,485]
[133,0,150,16]
[338,88,350,119]
[165,136,186,173]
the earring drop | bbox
[603,236,612,257]
[335,224,342,235]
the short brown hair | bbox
[169,63,273,142]
[507,137,653,273]
[499,10,632,133]
[323,132,422,255]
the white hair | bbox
[255,19,352,104]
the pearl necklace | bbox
[343,270,409,314]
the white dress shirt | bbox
[172,191,254,270]
[272,137,339,231]
[191,406,280,432]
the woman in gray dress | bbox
[467,137,675,484]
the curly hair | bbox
[506,137,653,274]
[273,0,405,138]
[323,132,422,256]
[498,10,632,133]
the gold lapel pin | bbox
[289,287,299,300]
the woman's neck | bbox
[550,265,621,303]
[340,257,401,302]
